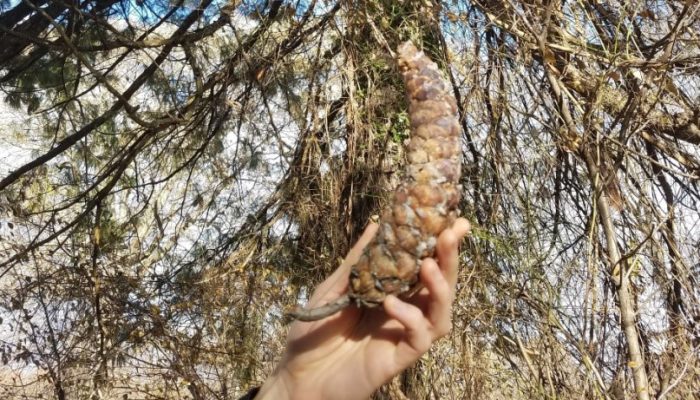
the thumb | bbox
[308,222,379,305]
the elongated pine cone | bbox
[348,42,462,306]
[288,42,461,321]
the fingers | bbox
[451,217,472,240]
[419,258,452,335]
[384,295,432,355]
[383,261,455,370]
[436,218,470,287]
[307,222,379,305]
[385,218,470,362]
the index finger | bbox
[435,218,470,287]
[307,222,379,305]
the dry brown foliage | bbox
[0,1,698,399]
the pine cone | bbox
[288,42,462,321]
[348,42,462,306]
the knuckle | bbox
[435,320,453,337]
[416,334,433,353]
[408,308,425,325]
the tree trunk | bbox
[583,146,650,400]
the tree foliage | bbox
[0,0,698,399]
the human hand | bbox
[256,218,471,400]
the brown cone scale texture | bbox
[288,42,462,322]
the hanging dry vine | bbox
[288,41,462,321]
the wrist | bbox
[255,366,296,400]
